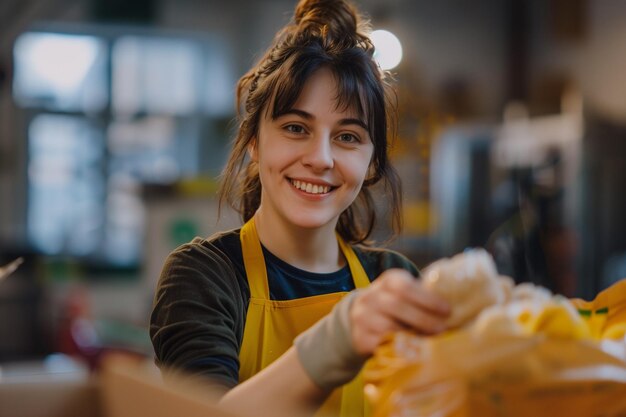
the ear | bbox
[247,136,259,162]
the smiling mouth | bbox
[289,179,336,195]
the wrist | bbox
[294,290,365,390]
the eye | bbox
[336,133,360,144]
[284,124,306,134]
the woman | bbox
[150,1,450,416]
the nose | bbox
[301,134,334,171]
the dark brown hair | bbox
[218,0,402,244]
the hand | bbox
[293,269,450,390]
[350,268,451,356]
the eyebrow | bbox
[282,109,369,131]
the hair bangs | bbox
[268,46,379,131]
[332,49,385,142]
[331,67,368,123]
[270,51,326,119]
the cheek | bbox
[258,145,292,178]
[360,148,376,179]
[365,160,376,181]
[346,154,374,185]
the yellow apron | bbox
[238,217,370,417]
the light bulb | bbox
[371,29,403,70]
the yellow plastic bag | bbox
[571,279,626,340]
[364,279,626,417]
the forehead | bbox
[291,69,359,117]
[270,65,369,123]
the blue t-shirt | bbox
[262,244,354,300]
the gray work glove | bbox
[293,290,366,391]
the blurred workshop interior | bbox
[0,0,626,365]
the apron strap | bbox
[337,234,370,289]
[241,217,270,299]
[240,217,371,298]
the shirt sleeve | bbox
[149,240,247,389]
[382,250,421,277]
[354,245,421,281]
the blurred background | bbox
[0,0,625,367]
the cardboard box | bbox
[0,355,238,417]
[0,375,101,417]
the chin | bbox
[286,211,338,231]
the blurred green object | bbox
[95,319,153,356]
[169,218,199,248]
[40,257,82,283]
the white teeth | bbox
[290,179,331,194]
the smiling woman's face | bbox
[250,68,374,232]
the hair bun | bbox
[294,0,362,43]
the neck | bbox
[253,207,345,273]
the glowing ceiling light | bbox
[371,29,403,71]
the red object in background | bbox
[56,286,102,370]
[56,286,147,371]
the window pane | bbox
[107,116,180,184]
[112,36,201,116]
[27,114,105,256]
[13,32,108,112]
